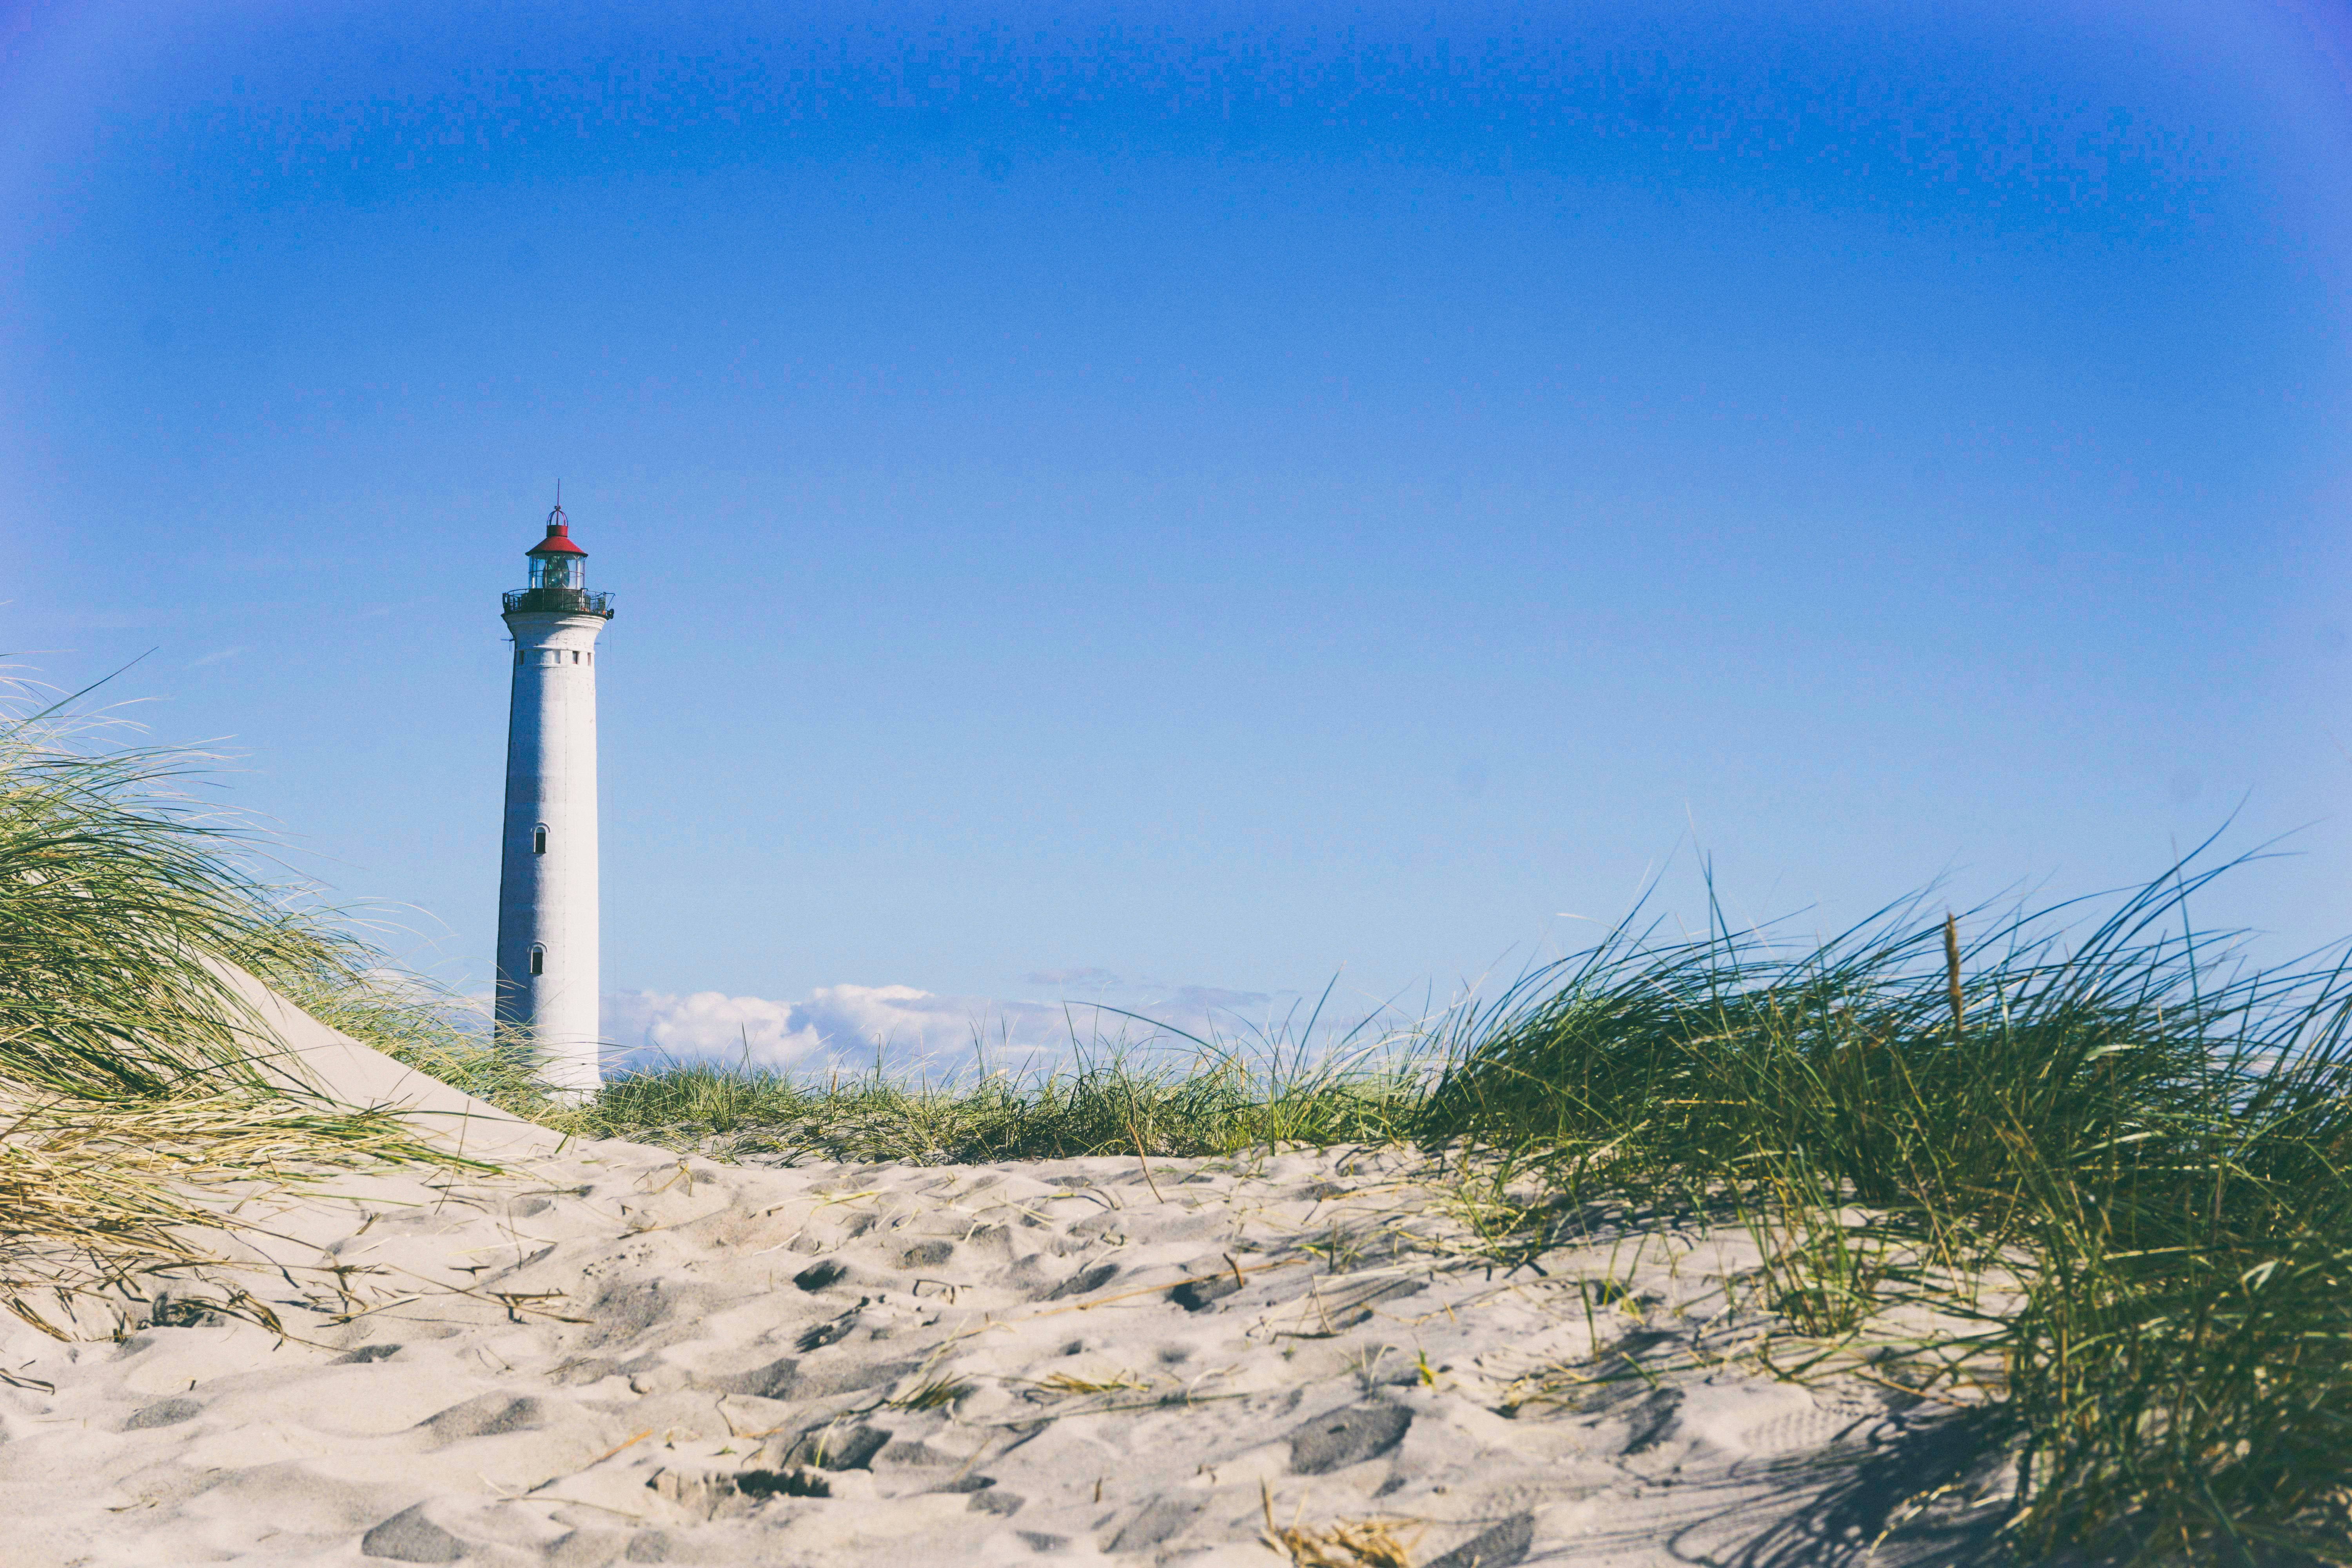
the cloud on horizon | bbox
[603,984,1078,1075]
[599,976,1384,1078]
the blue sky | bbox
[5,1,2351,1065]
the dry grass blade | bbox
[1261,1501,1419,1566]
[0,1092,467,1337]
[886,1375,975,1410]
[1029,1368,1155,1397]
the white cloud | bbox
[603,984,1096,1076]
[596,976,1390,1079]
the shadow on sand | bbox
[1683,1407,2018,1568]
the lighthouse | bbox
[494,501,614,1096]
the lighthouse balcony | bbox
[503,588,615,616]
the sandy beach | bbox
[0,1004,2012,1568]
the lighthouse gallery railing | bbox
[502,589,615,616]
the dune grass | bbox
[5,699,2345,1559]
[575,1034,1428,1164]
[1419,868,2352,1563]
[0,707,489,1337]
[577,866,2352,1563]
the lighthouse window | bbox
[572,650,581,664]
[528,944,545,976]
[532,825,548,855]
[530,554,583,592]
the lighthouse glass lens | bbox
[530,555,582,591]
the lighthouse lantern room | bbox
[494,501,615,1096]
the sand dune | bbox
[0,1000,2011,1566]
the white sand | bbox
[0,1000,2010,1567]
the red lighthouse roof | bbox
[527,504,588,557]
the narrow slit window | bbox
[532,825,548,855]
[528,944,545,976]
[516,649,524,665]
[572,650,581,663]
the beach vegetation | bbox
[6,695,2345,1560]
[581,857,2352,1563]
[0,701,483,1338]
[1419,862,2352,1565]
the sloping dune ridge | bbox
[0,991,2009,1567]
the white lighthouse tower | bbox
[494,501,614,1096]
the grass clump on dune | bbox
[1425,867,2352,1565]
[0,708,488,1337]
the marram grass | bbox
[0,706,487,1338]
[1419,868,2352,1563]
[4,699,2347,1561]
[578,1036,1430,1165]
[0,1093,459,1339]
[584,868,2352,1564]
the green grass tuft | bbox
[580,1038,1426,1163]
[1420,865,2352,1563]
